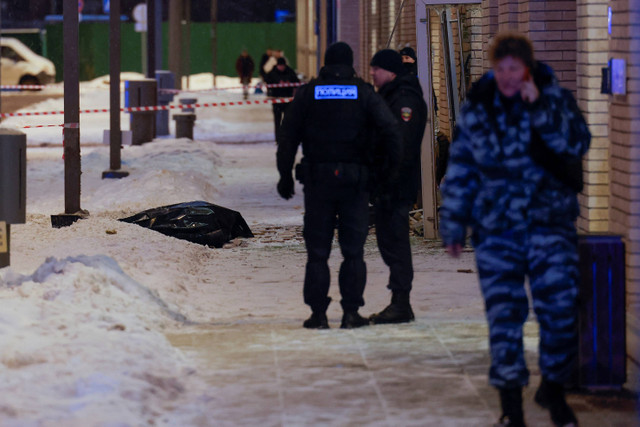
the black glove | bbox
[277,175,295,200]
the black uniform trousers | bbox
[272,102,290,143]
[302,184,369,313]
[374,199,414,293]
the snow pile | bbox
[0,78,277,425]
[0,255,207,426]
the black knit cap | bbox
[399,47,417,61]
[277,57,287,65]
[324,42,353,67]
[370,49,405,75]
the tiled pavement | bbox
[168,319,639,426]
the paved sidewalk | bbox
[167,317,638,427]
[165,238,639,427]
[164,142,639,426]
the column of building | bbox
[576,0,611,233]
[609,0,640,340]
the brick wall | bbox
[380,0,396,50]
[360,0,382,79]
[516,0,579,92]
[576,0,611,233]
[338,0,362,73]
[498,0,519,29]
[609,0,640,312]
[482,0,499,70]
[398,0,417,51]
[466,5,485,85]
[358,0,418,80]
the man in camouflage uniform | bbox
[439,33,590,427]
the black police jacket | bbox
[277,64,402,187]
[375,72,427,202]
[265,66,300,98]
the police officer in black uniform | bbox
[277,42,403,329]
[265,57,300,143]
[368,49,427,324]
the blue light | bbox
[608,7,612,35]
[592,260,597,368]
[275,10,292,24]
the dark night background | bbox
[0,0,296,28]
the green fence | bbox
[44,22,296,82]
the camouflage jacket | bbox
[439,62,591,246]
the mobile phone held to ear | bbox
[523,67,531,81]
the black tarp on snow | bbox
[120,201,254,248]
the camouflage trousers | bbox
[473,224,579,388]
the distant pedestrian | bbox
[368,49,427,325]
[399,46,418,75]
[265,57,300,143]
[439,32,590,427]
[399,45,438,114]
[276,42,403,330]
[235,49,255,100]
[259,48,273,81]
[262,49,284,77]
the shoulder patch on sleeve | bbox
[401,107,413,122]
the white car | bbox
[1,37,56,86]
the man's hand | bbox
[520,72,539,104]
[277,175,295,199]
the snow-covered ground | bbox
[1,74,304,426]
[3,73,273,146]
[1,74,636,426]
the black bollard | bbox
[125,79,158,145]
[0,129,27,267]
[173,113,196,140]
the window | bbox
[1,46,24,62]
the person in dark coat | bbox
[265,57,300,143]
[368,49,427,325]
[235,49,255,100]
[259,48,273,81]
[399,45,438,114]
[439,32,590,427]
[276,42,403,330]
[399,46,418,75]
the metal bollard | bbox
[179,98,198,114]
[0,128,27,268]
[173,113,196,140]
[125,79,157,145]
[156,71,175,136]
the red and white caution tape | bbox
[21,124,64,129]
[159,82,303,94]
[9,97,293,128]
[1,84,64,90]
[2,82,303,93]
[265,82,303,88]
[1,84,48,90]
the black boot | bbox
[495,387,526,427]
[534,378,578,427]
[340,311,370,329]
[303,312,329,329]
[369,291,415,324]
